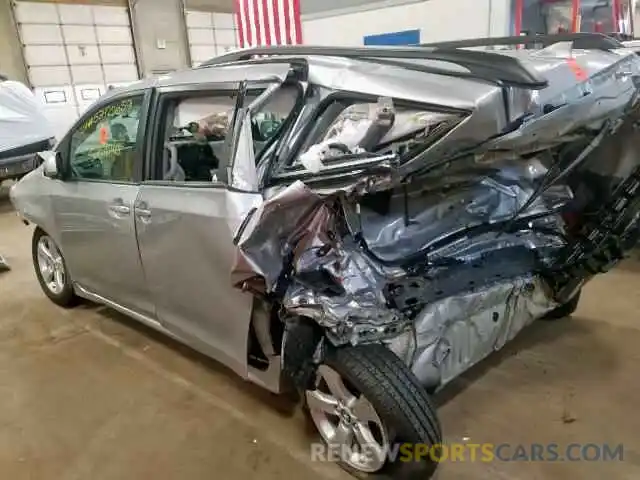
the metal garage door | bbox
[13,1,140,137]
[185,10,239,67]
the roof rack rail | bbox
[420,32,624,51]
[198,45,548,89]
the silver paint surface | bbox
[10,42,640,395]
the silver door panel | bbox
[134,183,262,376]
[53,181,155,317]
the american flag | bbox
[234,0,303,48]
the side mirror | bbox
[38,151,60,179]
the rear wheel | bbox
[542,290,581,320]
[32,228,78,307]
[306,344,442,479]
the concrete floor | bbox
[2,186,640,480]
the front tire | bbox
[306,344,442,479]
[32,228,78,308]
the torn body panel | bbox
[233,157,567,389]
[231,44,640,392]
[386,275,553,390]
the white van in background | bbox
[0,74,56,182]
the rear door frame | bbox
[135,70,297,387]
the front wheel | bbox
[305,344,442,479]
[32,228,78,308]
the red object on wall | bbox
[612,0,620,31]
[570,0,580,32]
[513,0,634,37]
[514,0,523,35]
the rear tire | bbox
[32,228,79,308]
[306,343,442,480]
[542,290,581,320]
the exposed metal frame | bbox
[199,45,549,89]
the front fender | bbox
[9,166,59,242]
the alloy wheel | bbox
[306,365,390,473]
[36,235,66,295]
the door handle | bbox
[135,201,152,219]
[109,205,131,214]
[107,198,131,216]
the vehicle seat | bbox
[163,143,185,181]
[164,140,218,182]
[358,105,396,152]
[109,146,136,181]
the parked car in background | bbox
[0,74,55,182]
[9,35,640,479]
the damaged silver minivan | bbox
[10,33,640,479]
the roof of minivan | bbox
[98,61,294,103]
[102,43,549,101]
[98,54,496,114]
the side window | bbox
[158,93,237,183]
[251,85,298,151]
[68,95,144,182]
[157,87,297,183]
[291,98,458,171]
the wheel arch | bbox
[280,315,325,392]
[31,224,65,258]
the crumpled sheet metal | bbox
[233,156,403,292]
[386,276,556,389]
[283,237,404,344]
[488,51,640,154]
[233,156,566,346]
[426,229,565,265]
[233,180,324,292]
[233,178,406,334]
[359,158,572,264]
